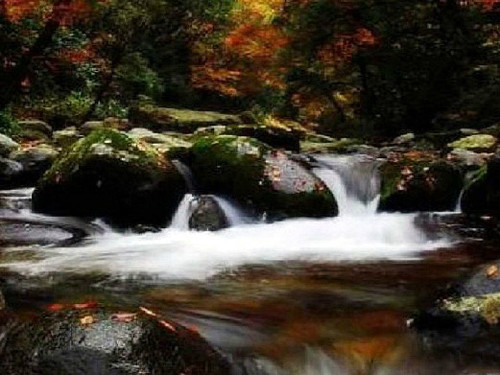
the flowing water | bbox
[0,155,499,374]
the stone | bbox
[53,127,83,148]
[448,134,498,153]
[0,134,19,157]
[188,195,229,231]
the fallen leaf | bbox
[486,265,499,279]
[80,315,95,325]
[47,303,65,312]
[111,313,137,323]
[139,306,157,317]
[159,319,177,332]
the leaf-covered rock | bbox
[379,159,463,212]
[32,129,187,227]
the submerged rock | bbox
[32,129,187,227]
[130,105,242,133]
[188,195,229,231]
[0,307,231,375]
[379,159,463,212]
[189,135,337,220]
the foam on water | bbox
[1,154,451,279]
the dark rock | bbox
[18,120,52,137]
[379,159,463,212]
[189,136,337,220]
[189,195,229,231]
[0,134,19,157]
[462,156,500,216]
[0,307,232,375]
[32,129,187,227]
[0,159,24,189]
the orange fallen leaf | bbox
[159,319,177,332]
[486,265,499,279]
[47,303,65,312]
[111,313,137,323]
[73,300,98,310]
[139,306,157,317]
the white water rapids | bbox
[2,155,450,279]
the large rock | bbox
[461,156,500,216]
[448,134,498,153]
[189,136,337,220]
[189,195,229,231]
[379,159,463,212]
[32,129,187,227]
[0,307,231,375]
[129,105,242,133]
[0,134,19,157]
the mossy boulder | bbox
[32,129,187,227]
[448,134,498,153]
[379,159,463,212]
[0,307,231,375]
[461,157,500,216]
[129,105,242,133]
[189,135,337,220]
[300,136,362,154]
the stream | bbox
[0,154,499,374]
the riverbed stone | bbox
[189,195,229,231]
[190,135,338,220]
[0,307,232,375]
[0,158,24,189]
[32,129,187,227]
[53,127,82,148]
[129,105,242,133]
[379,159,463,212]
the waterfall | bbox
[312,155,381,215]
[172,160,197,193]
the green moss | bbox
[443,293,500,324]
[41,128,166,186]
[448,134,498,152]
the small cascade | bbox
[312,155,381,215]
[170,193,196,230]
[212,196,249,226]
[454,189,465,213]
[171,160,197,193]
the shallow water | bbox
[1,156,500,374]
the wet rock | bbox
[80,121,104,135]
[190,135,337,220]
[0,134,19,157]
[32,129,187,227]
[379,159,463,212]
[0,307,231,375]
[0,218,82,246]
[300,137,362,154]
[447,149,490,168]
[189,195,229,231]
[448,134,498,153]
[129,105,242,133]
[461,156,500,216]
[53,127,83,148]
[10,144,59,185]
